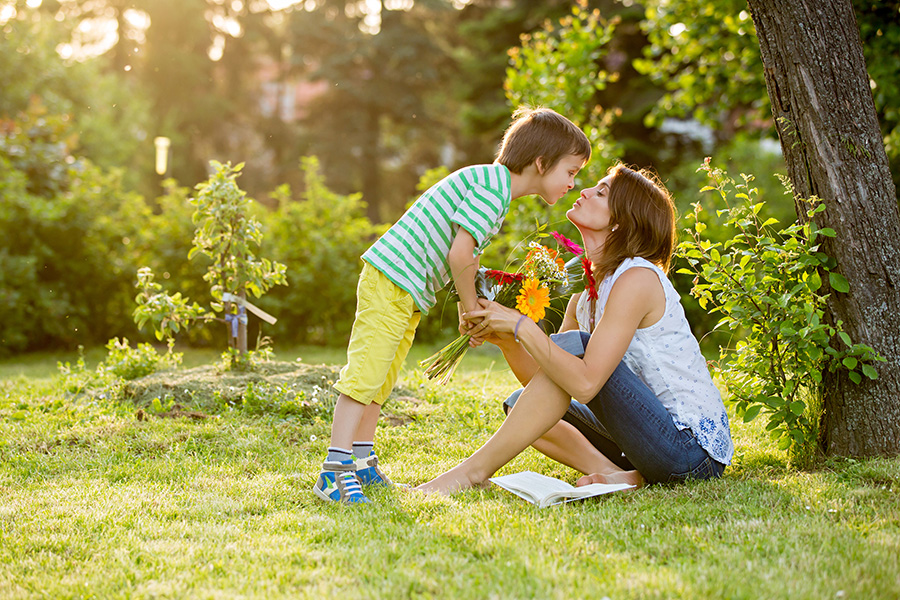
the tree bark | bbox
[747,0,900,456]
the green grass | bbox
[1,343,898,599]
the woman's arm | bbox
[469,268,663,403]
[487,292,583,386]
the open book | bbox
[489,470,634,508]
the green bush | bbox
[666,134,791,351]
[0,109,149,354]
[676,159,882,463]
[102,337,182,381]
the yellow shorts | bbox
[334,262,421,405]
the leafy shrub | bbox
[102,337,182,381]
[676,160,883,461]
[137,180,217,347]
[57,346,121,398]
[134,161,287,364]
[0,108,149,354]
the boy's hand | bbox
[458,301,480,335]
[461,298,491,347]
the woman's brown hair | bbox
[590,164,676,282]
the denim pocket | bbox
[667,457,722,483]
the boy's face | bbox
[537,154,585,206]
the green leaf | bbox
[862,364,879,380]
[829,272,850,293]
[780,323,797,336]
[842,357,858,370]
[849,371,862,384]
[743,404,763,422]
[790,401,806,415]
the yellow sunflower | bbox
[516,278,550,322]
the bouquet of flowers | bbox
[419,232,586,384]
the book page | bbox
[490,471,575,502]
[490,471,634,508]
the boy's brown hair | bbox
[496,107,591,174]
[591,164,677,282]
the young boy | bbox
[314,106,591,503]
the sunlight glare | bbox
[26,0,42,8]
[213,13,242,37]
[0,5,15,24]
[669,22,686,37]
[267,0,302,9]
[209,34,225,61]
[57,43,73,60]
[124,8,150,44]
[385,0,413,10]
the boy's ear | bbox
[535,156,546,175]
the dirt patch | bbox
[122,362,343,414]
[120,361,425,423]
[135,404,214,421]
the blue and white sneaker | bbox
[354,452,393,486]
[313,460,370,503]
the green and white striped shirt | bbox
[362,164,512,313]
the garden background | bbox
[1,0,899,598]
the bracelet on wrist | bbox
[514,314,527,343]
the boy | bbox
[314,106,591,503]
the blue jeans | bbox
[503,330,725,484]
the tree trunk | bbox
[747,0,900,456]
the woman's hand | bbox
[464,301,527,340]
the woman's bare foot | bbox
[414,464,489,495]
[576,469,645,489]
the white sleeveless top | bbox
[575,257,734,465]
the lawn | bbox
[1,342,898,599]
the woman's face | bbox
[567,174,613,233]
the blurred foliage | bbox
[2,0,898,356]
[0,14,155,193]
[0,108,148,354]
[260,156,381,345]
[636,0,900,193]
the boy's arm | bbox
[448,228,480,316]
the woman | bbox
[418,164,733,494]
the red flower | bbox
[551,231,584,256]
[582,258,598,300]
[485,269,525,285]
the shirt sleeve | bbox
[450,184,507,253]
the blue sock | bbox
[326,446,352,463]
[352,441,374,459]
